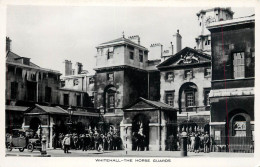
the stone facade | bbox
[6,47,61,131]
[158,47,211,132]
[208,15,255,152]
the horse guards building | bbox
[6,8,255,152]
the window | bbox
[73,79,79,86]
[204,68,211,77]
[64,94,69,106]
[45,87,52,103]
[11,82,18,99]
[89,77,94,84]
[139,54,143,62]
[27,81,37,101]
[165,91,174,106]
[77,95,81,106]
[108,94,115,108]
[204,89,210,106]
[107,73,114,82]
[106,47,114,59]
[186,92,194,107]
[233,52,245,79]
[166,72,174,81]
[184,69,193,79]
[129,52,134,60]
[107,93,115,113]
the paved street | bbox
[6,149,254,158]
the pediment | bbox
[129,101,155,110]
[158,47,211,68]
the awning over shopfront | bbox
[24,104,100,117]
[5,105,29,112]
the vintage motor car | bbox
[6,129,42,152]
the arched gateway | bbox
[121,97,177,151]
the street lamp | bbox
[67,106,74,134]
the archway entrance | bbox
[29,117,41,138]
[132,114,150,151]
[29,117,41,132]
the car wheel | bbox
[19,148,24,152]
[7,143,12,151]
[27,144,34,152]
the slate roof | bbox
[35,104,68,115]
[6,51,39,68]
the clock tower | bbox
[195,7,234,54]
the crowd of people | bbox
[166,131,211,153]
[52,130,122,154]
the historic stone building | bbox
[94,35,161,131]
[208,15,255,152]
[157,47,211,133]
[5,37,61,132]
[59,60,95,108]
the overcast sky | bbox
[7,6,254,75]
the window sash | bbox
[233,52,245,78]
[186,92,194,107]
[165,93,174,106]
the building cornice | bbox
[158,61,211,71]
[94,65,148,73]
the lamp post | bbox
[67,106,74,134]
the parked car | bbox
[6,129,42,152]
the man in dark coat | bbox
[194,134,200,153]
[204,132,210,153]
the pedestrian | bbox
[107,133,112,151]
[200,133,204,152]
[168,134,174,151]
[194,134,200,153]
[190,133,195,152]
[73,134,79,150]
[62,134,71,154]
[85,134,91,150]
[81,134,86,151]
[187,133,191,151]
[204,131,210,153]
[97,134,103,152]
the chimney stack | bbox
[173,29,182,54]
[128,35,140,45]
[149,43,163,60]
[6,37,12,52]
[75,62,83,74]
[64,60,73,76]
